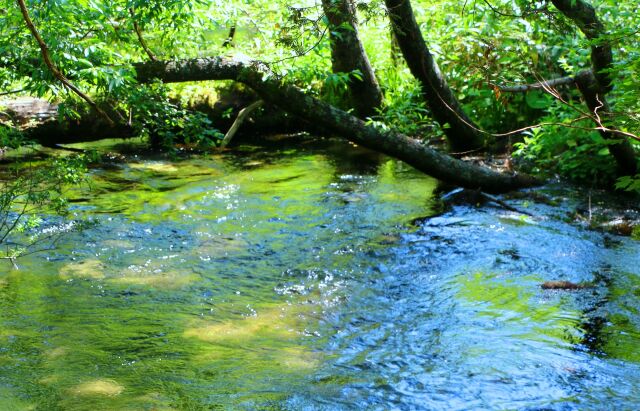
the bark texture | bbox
[136,58,539,193]
[1,98,133,146]
[321,0,383,118]
[550,0,613,93]
[385,0,484,152]
[3,93,311,146]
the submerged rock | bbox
[70,379,124,396]
[59,259,105,280]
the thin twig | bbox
[588,190,592,223]
[265,26,329,66]
[0,88,25,97]
[480,192,534,216]
[431,66,640,142]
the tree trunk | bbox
[550,0,613,93]
[574,71,637,175]
[222,24,236,48]
[384,0,484,153]
[1,97,134,146]
[135,58,539,193]
[24,115,134,146]
[390,27,401,64]
[321,0,383,118]
[2,93,313,147]
[551,0,637,175]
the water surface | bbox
[0,139,638,410]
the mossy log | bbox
[135,57,540,193]
[1,97,133,146]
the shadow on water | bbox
[0,137,639,410]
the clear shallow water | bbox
[0,139,639,410]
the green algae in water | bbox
[0,141,438,410]
[5,139,640,409]
[456,271,584,345]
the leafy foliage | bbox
[0,153,91,260]
[514,125,617,185]
[0,124,28,149]
[128,83,224,151]
[0,0,637,187]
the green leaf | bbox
[525,91,550,109]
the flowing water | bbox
[0,138,638,410]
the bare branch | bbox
[0,88,25,96]
[496,71,586,92]
[130,8,157,62]
[220,100,264,147]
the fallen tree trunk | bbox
[135,58,539,193]
[1,97,134,146]
[2,94,311,147]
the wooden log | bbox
[135,57,540,193]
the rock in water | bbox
[541,281,590,290]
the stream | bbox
[0,138,639,410]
